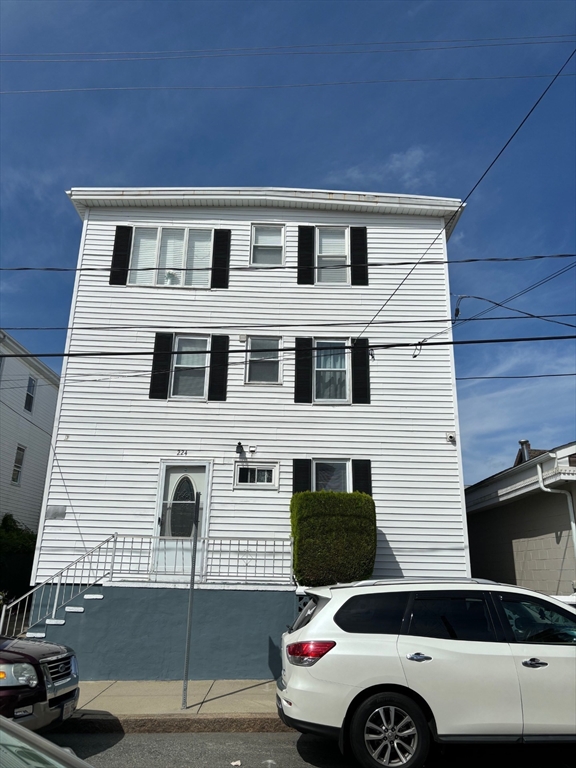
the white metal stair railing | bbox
[0,534,117,638]
[110,535,293,584]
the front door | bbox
[154,465,207,578]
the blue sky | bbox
[1,0,575,484]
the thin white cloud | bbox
[325,146,436,191]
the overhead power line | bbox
[1,253,574,273]
[456,373,575,380]
[2,73,574,96]
[353,48,576,343]
[3,33,573,57]
[3,39,574,64]
[1,335,575,362]
[3,314,574,335]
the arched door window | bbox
[161,476,196,537]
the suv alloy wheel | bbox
[350,692,430,768]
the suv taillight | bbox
[286,641,336,666]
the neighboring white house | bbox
[27,187,469,679]
[0,331,59,532]
[467,440,576,597]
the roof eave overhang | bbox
[66,187,465,239]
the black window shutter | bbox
[109,226,133,286]
[211,230,231,289]
[149,333,174,399]
[294,338,314,403]
[207,335,229,401]
[352,459,372,496]
[350,227,368,286]
[351,338,371,404]
[297,226,315,285]
[293,459,312,493]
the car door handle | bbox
[522,658,548,668]
[406,652,432,662]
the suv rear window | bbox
[334,591,409,634]
[289,597,319,632]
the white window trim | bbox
[312,458,351,492]
[11,444,26,486]
[170,334,211,400]
[234,462,279,490]
[315,226,350,286]
[250,223,285,267]
[128,226,214,290]
[312,338,351,404]
[244,336,283,385]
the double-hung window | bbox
[128,227,212,288]
[171,337,209,398]
[251,225,284,266]
[246,337,281,384]
[11,445,26,485]
[317,228,348,284]
[314,340,348,402]
[24,377,36,412]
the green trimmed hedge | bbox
[291,491,376,586]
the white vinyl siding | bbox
[317,227,348,284]
[34,203,468,583]
[128,227,212,288]
[251,225,284,265]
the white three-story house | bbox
[23,187,469,680]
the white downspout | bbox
[536,459,576,592]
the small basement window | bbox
[235,463,278,488]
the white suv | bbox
[276,579,576,768]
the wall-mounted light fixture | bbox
[236,442,244,454]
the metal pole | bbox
[181,492,201,710]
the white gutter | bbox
[536,458,576,588]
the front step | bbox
[65,606,84,613]
[46,619,65,625]
[26,632,46,638]
[84,594,104,600]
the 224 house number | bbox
[177,450,188,456]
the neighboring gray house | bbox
[19,187,469,679]
[0,331,59,531]
[466,440,576,596]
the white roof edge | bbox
[66,187,465,238]
[0,330,60,387]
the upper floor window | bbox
[313,459,349,491]
[246,337,281,384]
[317,228,348,284]
[24,377,36,412]
[172,336,209,398]
[235,462,279,488]
[128,227,213,288]
[314,340,348,401]
[251,226,284,266]
[149,332,229,402]
[11,445,26,485]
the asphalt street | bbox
[46,732,575,768]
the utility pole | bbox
[181,491,201,710]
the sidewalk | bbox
[60,679,291,733]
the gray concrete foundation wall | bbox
[40,586,298,680]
